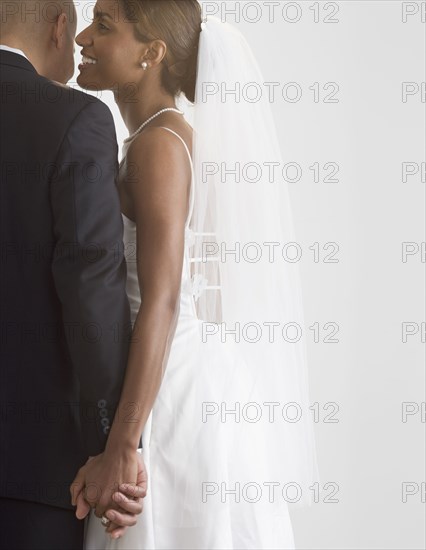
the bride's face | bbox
[75,0,145,92]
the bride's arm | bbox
[105,126,192,453]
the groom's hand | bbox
[73,480,146,538]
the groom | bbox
[0,1,144,548]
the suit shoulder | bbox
[36,75,113,120]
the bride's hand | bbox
[70,450,146,537]
[104,454,148,539]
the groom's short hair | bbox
[0,0,76,33]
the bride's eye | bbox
[99,23,109,31]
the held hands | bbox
[70,450,147,540]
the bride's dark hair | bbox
[120,0,202,103]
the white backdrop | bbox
[71,2,425,549]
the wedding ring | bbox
[101,515,111,527]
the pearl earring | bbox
[141,61,148,70]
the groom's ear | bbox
[52,12,68,49]
[142,39,167,68]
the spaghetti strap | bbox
[159,127,192,168]
[159,127,194,228]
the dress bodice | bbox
[121,127,197,323]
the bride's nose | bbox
[75,27,93,47]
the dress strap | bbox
[159,127,194,228]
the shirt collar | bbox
[0,45,29,61]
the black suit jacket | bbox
[0,51,131,510]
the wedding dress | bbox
[84,128,296,550]
[85,16,318,550]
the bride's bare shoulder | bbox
[125,124,192,174]
[122,125,192,228]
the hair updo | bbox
[120,0,202,103]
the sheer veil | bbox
[178,15,319,515]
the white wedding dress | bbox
[84,128,296,550]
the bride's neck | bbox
[115,84,177,136]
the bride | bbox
[75,1,318,548]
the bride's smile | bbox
[79,53,98,69]
[76,1,147,93]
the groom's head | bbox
[0,0,77,83]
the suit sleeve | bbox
[50,99,131,457]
